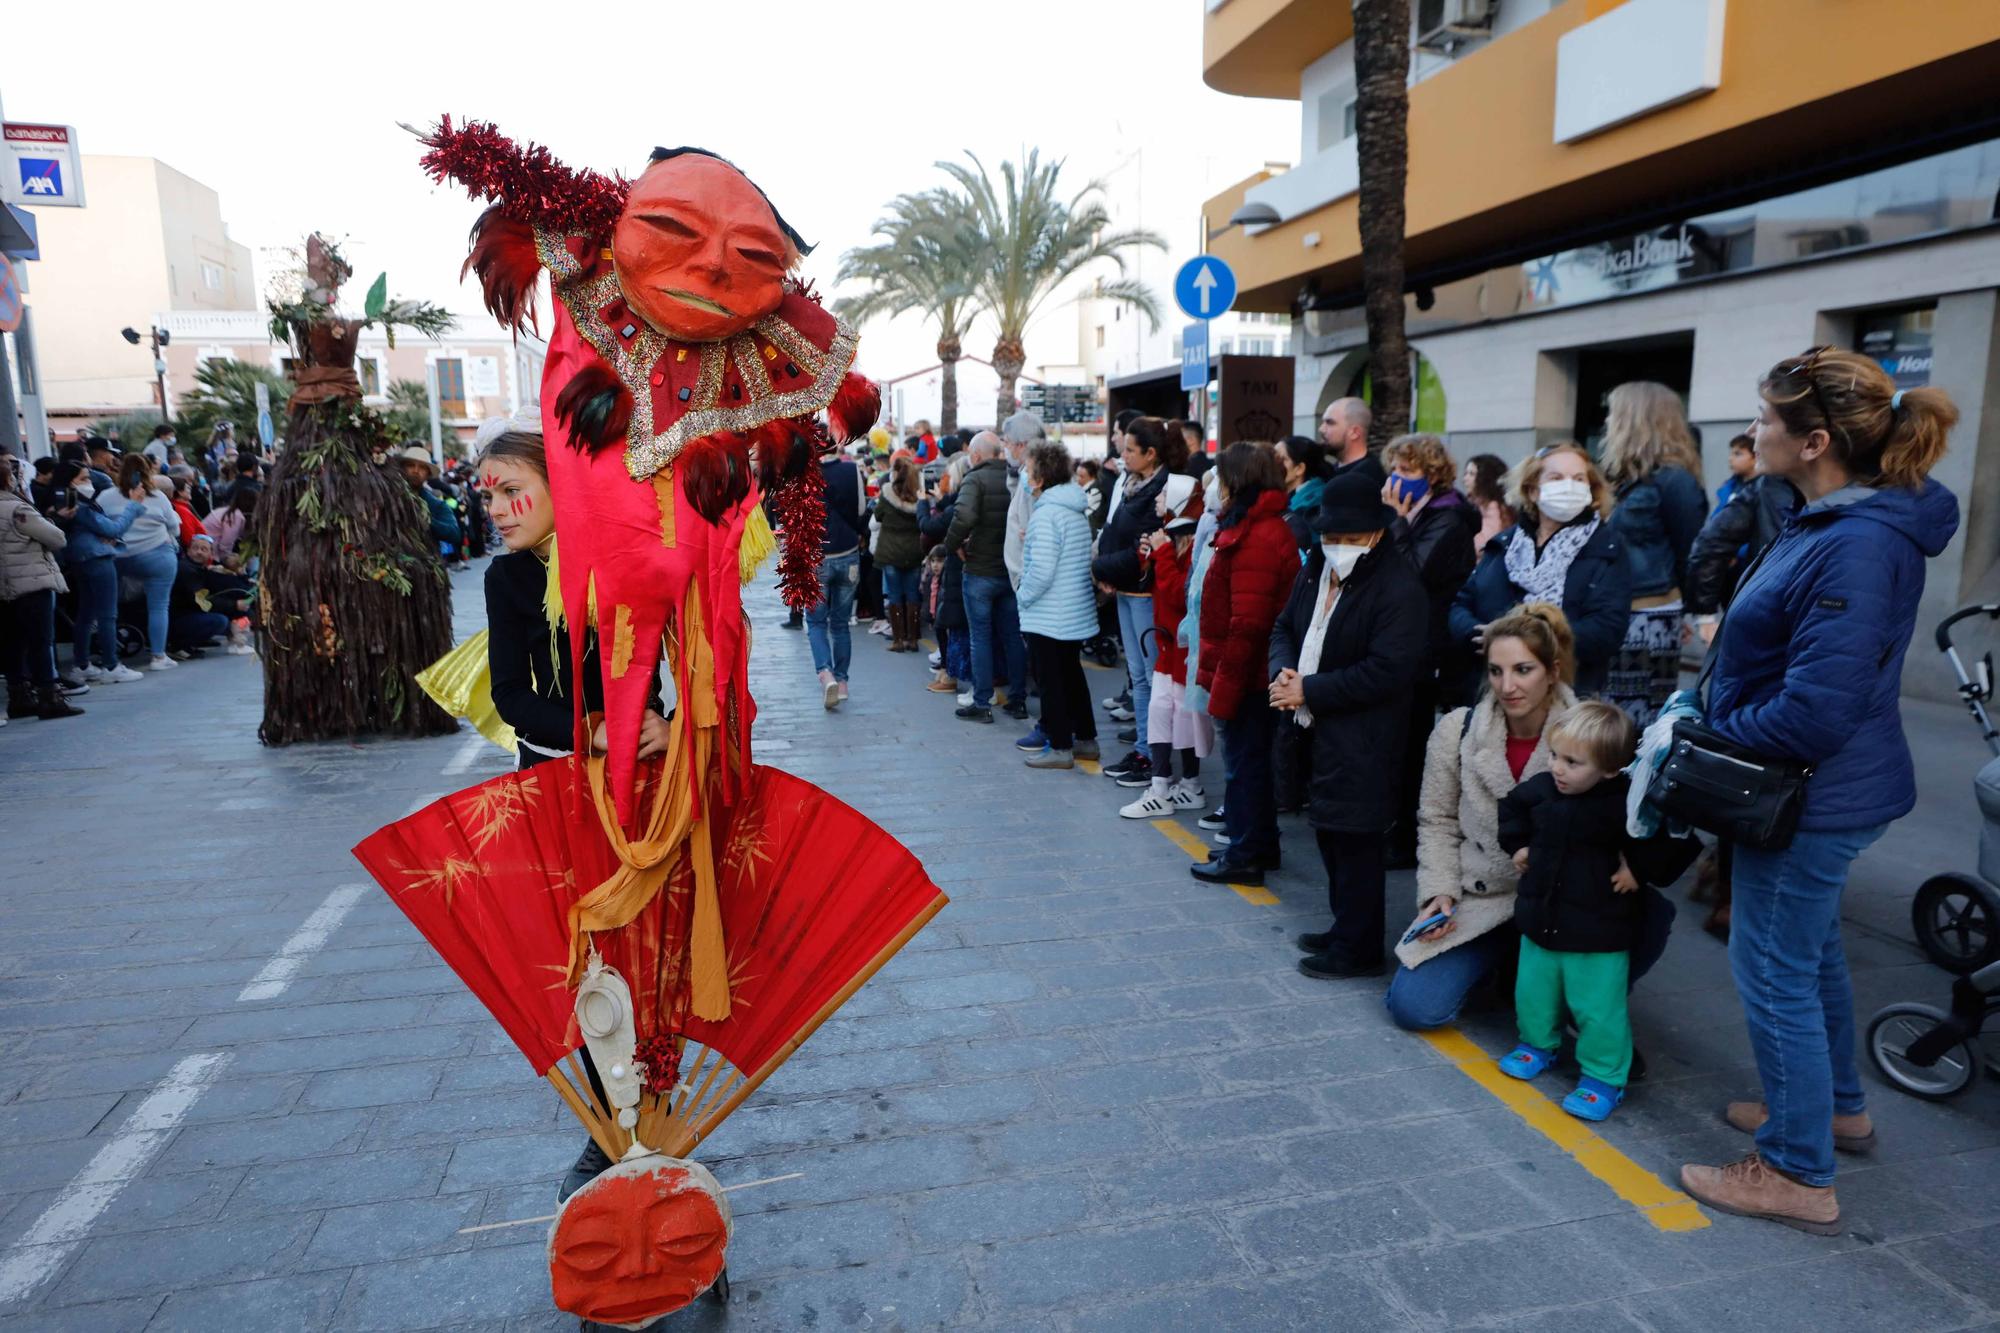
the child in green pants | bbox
[1494,701,1699,1121]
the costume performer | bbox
[352,120,944,1327]
[259,235,459,743]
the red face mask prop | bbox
[548,1156,732,1325]
[611,154,793,344]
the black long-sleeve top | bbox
[485,549,602,765]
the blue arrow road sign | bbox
[1179,322,1209,391]
[1174,256,1237,322]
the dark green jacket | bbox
[944,458,1012,580]
[873,488,924,569]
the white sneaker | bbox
[1169,779,1207,810]
[956,690,974,707]
[1120,785,1177,820]
[148,655,178,672]
[105,664,144,683]
[1106,703,1136,722]
[226,642,255,656]
[1213,829,1234,846]
[869,620,892,637]
[82,665,107,682]
[928,650,942,668]
[819,669,839,711]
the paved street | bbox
[3,564,2000,1332]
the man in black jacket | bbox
[944,434,1025,722]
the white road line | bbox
[0,1052,230,1310]
[454,1172,807,1235]
[236,884,368,1003]
[404,791,444,817]
[442,732,487,775]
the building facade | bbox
[1201,0,2000,699]
[24,155,255,423]
[157,310,546,453]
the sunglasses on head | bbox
[1775,345,1839,436]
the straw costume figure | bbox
[351,120,943,1326]
[258,234,459,743]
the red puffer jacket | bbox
[1196,490,1300,721]
[1148,539,1192,683]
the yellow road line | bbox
[1076,757,1101,775]
[1417,1027,1709,1232]
[1150,820,1280,906]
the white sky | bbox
[9,0,1297,404]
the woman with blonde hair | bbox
[1681,346,1959,1235]
[1447,443,1631,696]
[1599,381,1708,723]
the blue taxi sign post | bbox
[1179,322,1208,392]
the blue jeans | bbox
[1221,688,1279,862]
[1729,824,1887,1186]
[1117,594,1156,727]
[117,544,177,658]
[805,550,859,681]
[70,555,119,670]
[1384,888,1675,1031]
[963,573,1025,709]
[881,563,920,606]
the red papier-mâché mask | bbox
[548,1156,732,1326]
[611,155,792,344]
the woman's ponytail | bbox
[1876,384,1958,492]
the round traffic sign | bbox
[0,256,21,334]
[1173,256,1237,323]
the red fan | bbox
[352,756,945,1156]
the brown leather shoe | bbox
[1680,1153,1840,1235]
[1723,1101,1877,1154]
[926,673,958,694]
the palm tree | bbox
[937,151,1165,422]
[1353,0,1413,449]
[835,190,984,434]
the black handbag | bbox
[1642,547,1812,850]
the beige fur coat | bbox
[1394,685,1578,969]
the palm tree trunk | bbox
[937,334,961,435]
[992,336,1025,426]
[1353,0,1413,450]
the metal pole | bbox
[426,360,443,463]
[152,326,172,426]
[15,306,49,458]
[0,326,21,458]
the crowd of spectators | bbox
[786,342,1961,1236]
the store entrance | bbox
[1572,334,1694,446]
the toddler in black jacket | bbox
[1495,701,1699,1121]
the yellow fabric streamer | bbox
[739,504,776,584]
[565,583,733,1021]
[415,631,517,754]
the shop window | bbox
[1856,305,1935,389]
[434,358,467,417]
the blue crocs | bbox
[1498,1043,1557,1080]
[1562,1076,1625,1121]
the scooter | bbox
[1866,603,2000,1100]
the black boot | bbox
[36,685,84,720]
[557,1137,614,1202]
[6,681,36,720]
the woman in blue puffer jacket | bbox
[1016,441,1098,770]
[1678,346,1960,1237]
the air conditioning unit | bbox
[1416,0,1497,53]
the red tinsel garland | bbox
[418,115,629,236]
[767,450,827,611]
[632,1034,683,1097]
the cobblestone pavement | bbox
[2,564,1999,1331]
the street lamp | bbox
[121,324,172,426]
[1207,200,1281,243]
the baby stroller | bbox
[1866,602,2000,1099]
[1081,587,1122,669]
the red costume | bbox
[350,119,943,1326]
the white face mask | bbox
[1201,472,1221,513]
[1538,478,1592,524]
[1324,542,1371,581]
[74,482,95,499]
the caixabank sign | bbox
[2,123,86,209]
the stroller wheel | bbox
[1912,873,2000,975]
[1867,1002,1981,1100]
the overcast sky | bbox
[10,0,1296,392]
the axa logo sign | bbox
[1591,226,1696,279]
[17,159,61,197]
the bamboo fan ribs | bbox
[352,756,945,1156]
